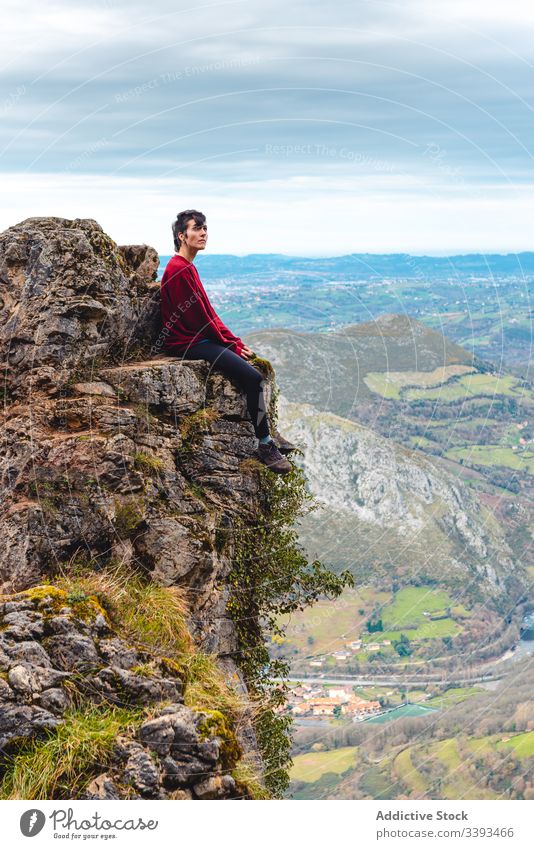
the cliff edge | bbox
[0,217,349,800]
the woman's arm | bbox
[164,264,244,354]
[211,313,244,355]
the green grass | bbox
[425,686,484,709]
[498,731,534,759]
[133,451,165,475]
[362,619,461,643]
[363,586,464,641]
[381,587,457,628]
[290,747,358,783]
[232,757,271,800]
[278,586,390,654]
[182,652,245,717]
[56,565,194,660]
[0,705,144,799]
[395,737,497,800]
[352,685,407,704]
[445,445,534,474]
[409,435,437,448]
[54,565,250,730]
[466,736,495,757]
[360,766,403,799]
[365,365,475,400]
[405,372,527,402]
[434,738,462,769]
[394,747,427,795]
[279,586,467,662]
[366,704,438,724]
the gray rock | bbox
[0,704,62,742]
[96,638,140,669]
[91,666,182,706]
[123,748,161,797]
[8,664,37,695]
[0,217,267,797]
[44,634,100,670]
[28,665,70,690]
[92,613,111,635]
[72,382,117,398]
[168,788,193,800]
[193,774,236,799]
[7,640,52,667]
[36,687,70,713]
[2,601,35,614]
[2,610,44,640]
[45,615,87,637]
[161,755,212,789]
[0,678,14,700]
[138,716,176,756]
[83,773,120,800]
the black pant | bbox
[164,341,271,439]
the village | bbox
[306,638,392,668]
[282,682,382,722]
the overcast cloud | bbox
[1,0,533,254]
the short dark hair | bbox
[172,209,206,251]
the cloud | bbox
[1,0,532,251]
[2,171,533,255]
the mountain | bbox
[0,217,345,800]
[248,315,534,557]
[251,317,533,677]
[278,395,523,607]
[247,313,477,417]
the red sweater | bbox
[160,255,244,356]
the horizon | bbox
[162,248,534,259]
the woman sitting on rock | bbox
[159,209,296,475]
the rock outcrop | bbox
[0,587,242,799]
[0,217,278,799]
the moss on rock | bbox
[12,585,108,623]
[197,709,242,771]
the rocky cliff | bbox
[278,396,526,608]
[0,217,310,800]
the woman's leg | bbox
[166,341,271,439]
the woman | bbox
[160,209,296,475]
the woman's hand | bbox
[240,344,255,359]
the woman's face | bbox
[183,219,208,250]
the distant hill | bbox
[247,313,477,417]
[248,314,534,507]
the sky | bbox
[1,0,534,256]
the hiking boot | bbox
[257,439,292,474]
[272,428,299,455]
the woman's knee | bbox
[248,372,266,395]
[237,363,263,387]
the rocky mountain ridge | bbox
[0,216,297,800]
